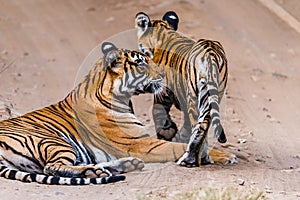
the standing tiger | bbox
[0,42,188,185]
[135,11,237,166]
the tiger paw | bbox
[176,152,199,167]
[157,120,178,141]
[85,165,112,178]
[116,157,145,173]
[208,148,238,165]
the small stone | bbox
[251,68,264,74]
[265,189,272,193]
[255,158,264,162]
[272,72,287,79]
[265,185,272,193]
[238,178,245,186]
[251,75,258,82]
[262,107,268,112]
[231,119,241,123]
[105,17,115,22]
[238,138,247,144]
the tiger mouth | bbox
[144,79,163,94]
[134,79,163,95]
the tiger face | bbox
[101,42,164,97]
[135,11,179,59]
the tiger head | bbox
[101,42,164,97]
[135,11,179,59]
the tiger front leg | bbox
[44,162,112,178]
[95,157,144,175]
[153,91,178,141]
[43,150,112,178]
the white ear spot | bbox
[168,15,177,20]
[101,42,117,55]
[103,45,112,51]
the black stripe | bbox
[8,169,17,180]
[50,176,60,185]
[70,177,78,185]
[146,142,166,154]
[208,89,218,96]
[107,119,144,126]
[209,102,219,110]
[210,113,220,119]
[22,173,31,182]
[90,178,97,184]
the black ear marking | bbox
[162,11,179,31]
[101,42,118,55]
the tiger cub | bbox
[135,11,237,166]
[0,42,187,185]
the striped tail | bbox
[0,165,125,185]
[206,54,227,144]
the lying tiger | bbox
[135,11,237,166]
[0,42,188,185]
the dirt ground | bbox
[0,0,299,199]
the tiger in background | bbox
[135,11,237,167]
[0,42,188,185]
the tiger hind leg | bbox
[176,127,238,166]
[176,122,209,167]
[208,148,238,165]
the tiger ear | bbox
[162,11,179,31]
[135,12,150,37]
[101,42,118,69]
[101,42,118,56]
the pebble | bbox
[105,17,115,22]
[265,188,272,193]
[262,107,268,112]
[272,72,287,79]
[251,75,258,82]
[238,178,245,186]
[251,68,264,74]
[265,185,272,193]
[238,138,247,144]
[231,118,241,123]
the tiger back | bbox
[0,42,187,185]
[135,11,237,166]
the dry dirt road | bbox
[0,0,299,199]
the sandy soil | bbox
[0,0,299,199]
